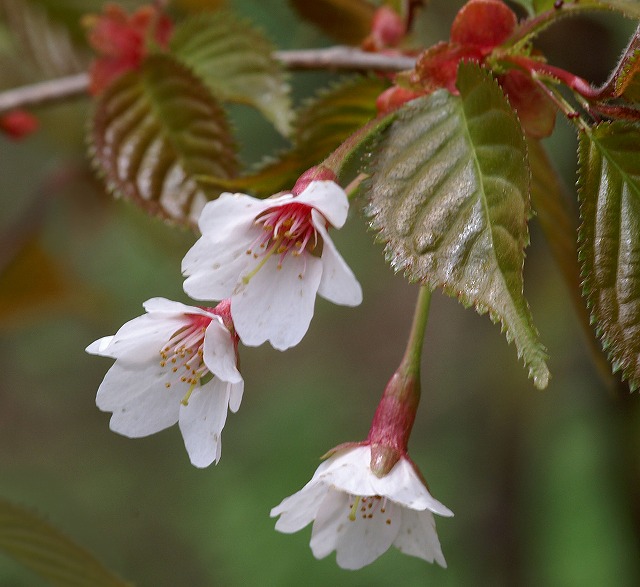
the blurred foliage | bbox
[1,1,640,586]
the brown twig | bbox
[274,47,416,72]
[0,48,416,115]
[0,73,89,115]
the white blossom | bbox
[182,180,362,351]
[86,298,243,467]
[271,445,453,570]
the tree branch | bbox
[0,48,416,115]
[274,47,416,72]
[0,73,89,115]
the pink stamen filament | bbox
[247,202,321,277]
[159,319,211,399]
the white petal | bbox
[393,508,447,568]
[232,253,323,350]
[314,215,362,307]
[87,313,187,362]
[143,297,214,318]
[315,446,376,493]
[96,361,183,437]
[86,336,113,355]
[296,181,349,228]
[372,458,454,517]
[202,319,242,383]
[178,378,232,467]
[271,481,329,534]
[321,447,453,517]
[182,232,255,301]
[311,489,400,570]
[309,489,351,560]
[228,381,244,413]
[196,192,271,239]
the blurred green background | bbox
[1,1,640,585]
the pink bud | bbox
[370,7,406,49]
[0,110,39,140]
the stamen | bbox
[348,496,361,522]
[242,237,283,285]
[181,380,198,406]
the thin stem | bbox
[0,48,416,116]
[401,285,433,376]
[0,73,89,115]
[274,47,416,72]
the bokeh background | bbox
[1,1,640,585]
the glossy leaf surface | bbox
[90,54,238,226]
[578,122,640,390]
[171,12,292,135]
[367,63,549,388]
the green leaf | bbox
[366,62,549,388]
[0,0,85,78]
[211,76,387,196]
[0,497,131,587]
[90,54,238,226]
[290,0,375,45]
[578,122,640,391]
[170,11,292,136]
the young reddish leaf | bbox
[90,54,238,226]
[290,0,376,45]
[0,497,131,587]
[170,12,292,136]
[366,62,549,389]
[450,0,517,50]
[578,122,640,391]
[85,3,173,95]
[500,70,556,138]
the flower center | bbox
[159,314,211,404]
[347,495,393,525]
[244,202,319,281]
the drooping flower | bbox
[270,444,453,570]
[182,179,362,351]
[86,297,243,467]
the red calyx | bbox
[291,166,337,195]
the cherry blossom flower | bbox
[182,180,362,350]
[86,298,242,467]
[270,444,453,570]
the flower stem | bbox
[401,285,432,379]
[368,286,433,475]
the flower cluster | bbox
[87,170,453,569]
[88,177,361,464]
